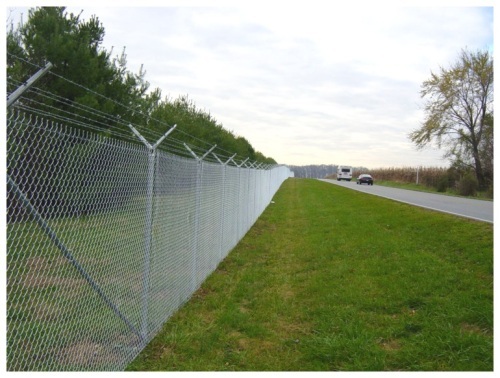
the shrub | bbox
[436,176,449,192]
[457,173,478,196]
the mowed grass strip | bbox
[127,178,493,371]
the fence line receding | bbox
[6,110,291,371]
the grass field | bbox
[7,192,236,370]
[127,178,493,371]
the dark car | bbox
[357,174,374,185]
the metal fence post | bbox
[213,153,237,260]
[142,149,156,338]
[212,153,225,260]
[184,143,217,292]
[236,158,249,240]
[128,124,177,340]
[7,62,53,108]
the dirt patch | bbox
[379,339,402,352]
[192,286,214,301]
[26,255,68,270]
[228,331,277,353]
[23,256,82,289]
[58,339,127,369]
[237,337,250,350]
[59,341,104,366]
[460,322,490,335]
[22,272,85,292]
[32,302,62,322]
[159,345,175,359]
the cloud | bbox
[9,4,493,167]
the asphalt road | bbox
[318,179,493,223]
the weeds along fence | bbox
[6,110,291,371]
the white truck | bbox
[337,166,352,181]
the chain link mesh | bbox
[6,110,291,371]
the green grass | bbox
[6,191,220,370]
[7,202,150,370]
[127,178,493,371]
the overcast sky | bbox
[6,1,494,168]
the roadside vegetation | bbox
[127,179,493,371]
[324,166,492,199]
[369,167,493,199]
[355,167,492,199]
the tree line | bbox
[6,6,276,165]
[6,7,277,223]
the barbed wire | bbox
[7,52,262,166]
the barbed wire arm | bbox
[7,62,53,108]
[237,158,250,168]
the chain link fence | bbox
[6,110,291,371]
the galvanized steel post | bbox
[184,143,217,292]
[128,123,177,340]
[7,62,53,108]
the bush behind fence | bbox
[6,110,291,371]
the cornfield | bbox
[360,167,449,189]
